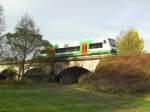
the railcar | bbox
[40,38,117,58]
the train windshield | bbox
[108,39,116,47]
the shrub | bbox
[79,54,150,93]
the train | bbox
[40,38,117,58]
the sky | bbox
[0,0,150,51]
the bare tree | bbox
[0,5,5,34]
[0,5,5,60]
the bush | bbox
[79,54,150,93]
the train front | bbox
[108,38,117,54]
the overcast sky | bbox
[0,0,150,51]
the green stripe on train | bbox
[54,50,112,58]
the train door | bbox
[50,48,55,57]
[82,43,87,56]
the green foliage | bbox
[116,28,144,55]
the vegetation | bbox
[0,5,5,34]
[0,83,150,112]
[116,28,144,55]
[1,14,49,80]
[0,5,5,60]
[79,54,150,93]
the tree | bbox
[2,14,49,80]
[0,5,5,34]
[116,28,144,55]
[0,5,5,60]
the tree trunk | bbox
[17,61,25,80]
[17,68,21,80]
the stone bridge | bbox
[53,55,102,83]
[0,62,52,81]
[54,56,100,75]
[0,62,52,74]
[0,55,102,83]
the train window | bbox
[72,46,80,51]
[56,46,80,53]
[55,48,65,53]
[40,50,47,54]
[89,43,103,49]
[103,40,106,43]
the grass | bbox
[0,83,150,112]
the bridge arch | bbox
[0,69,16,80]
[54,59,100,76]
[56,66,92,84]
[24,68,48,81]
